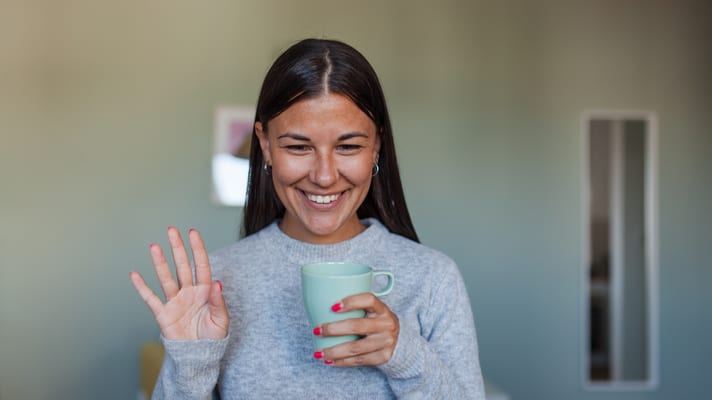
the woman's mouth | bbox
[305,192,341,204]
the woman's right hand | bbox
[130,227,230,340]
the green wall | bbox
[1,1,710,399]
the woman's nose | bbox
[311,153,338,187]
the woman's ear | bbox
[254,122,272,166]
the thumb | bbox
[208,280,230,331]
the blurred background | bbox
[1,0,710,399]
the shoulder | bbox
[369,221,461,279]
[207,224,277,274]
[373,221,457,265]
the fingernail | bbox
[149,243,156,249]
[313,351,324,359]
[324,360,334,365]
[216,280,223,292]
[189,228,195,234]
[331,302,343,312]
[313,326,322,336]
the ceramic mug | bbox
[301,262,394,350]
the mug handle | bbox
[371,271,394,296]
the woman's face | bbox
[255,93,380,244]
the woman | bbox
[130,38,485,399]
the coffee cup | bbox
[301,262,394,350]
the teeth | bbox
[307,194,339,204]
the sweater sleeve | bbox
[151,335,229,400]
[377,263,486,399]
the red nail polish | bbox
[217,280,223,292]
[313,351,323,359]
[324,360,334,365]
[331,302,343,312]
[313,326,322,336]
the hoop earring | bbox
[263,163,272,176]
[371,162,380,177]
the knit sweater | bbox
[152,219,485,399]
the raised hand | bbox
[130,227,229,340]
[314,293,399,366]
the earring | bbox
[371,162,380,177]
[263,163,272,175]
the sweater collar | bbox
[260,218,388,265]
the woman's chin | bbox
[300,220,362,243]
[305,224,346,241]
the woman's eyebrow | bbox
[277,133,310,141]
[338,132,369,141]
[276,132,369,141]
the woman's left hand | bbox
[316,293,399,367]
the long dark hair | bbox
[242,38,419,243]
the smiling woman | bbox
[130,38,486,399]
[243,39,419,244]
[254,94,380,244]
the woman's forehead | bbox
[269,94,376,136]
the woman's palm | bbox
[130,227,229,340]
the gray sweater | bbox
[153,219,485,399]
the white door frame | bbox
[581,109,659,391]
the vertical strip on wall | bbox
[609,119,625,381]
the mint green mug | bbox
[302,262,394,350]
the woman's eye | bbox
[285,145,310,152]
[337,144,363,152]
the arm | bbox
[378,266,485,399]
[151,336,228,399]
[129,227,231,399]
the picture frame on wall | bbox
[212,106,255,207]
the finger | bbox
[320,313,396,338]
[328,351,391,367]
[129,271,164,318]
[335,293,388,316]
[167,226,193,288]
[322,335,388,362]
[323,338,394,367]
[188,228,212,286]
[320,317,372,338]
[149,243,179,301]
[208,280,230,334]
